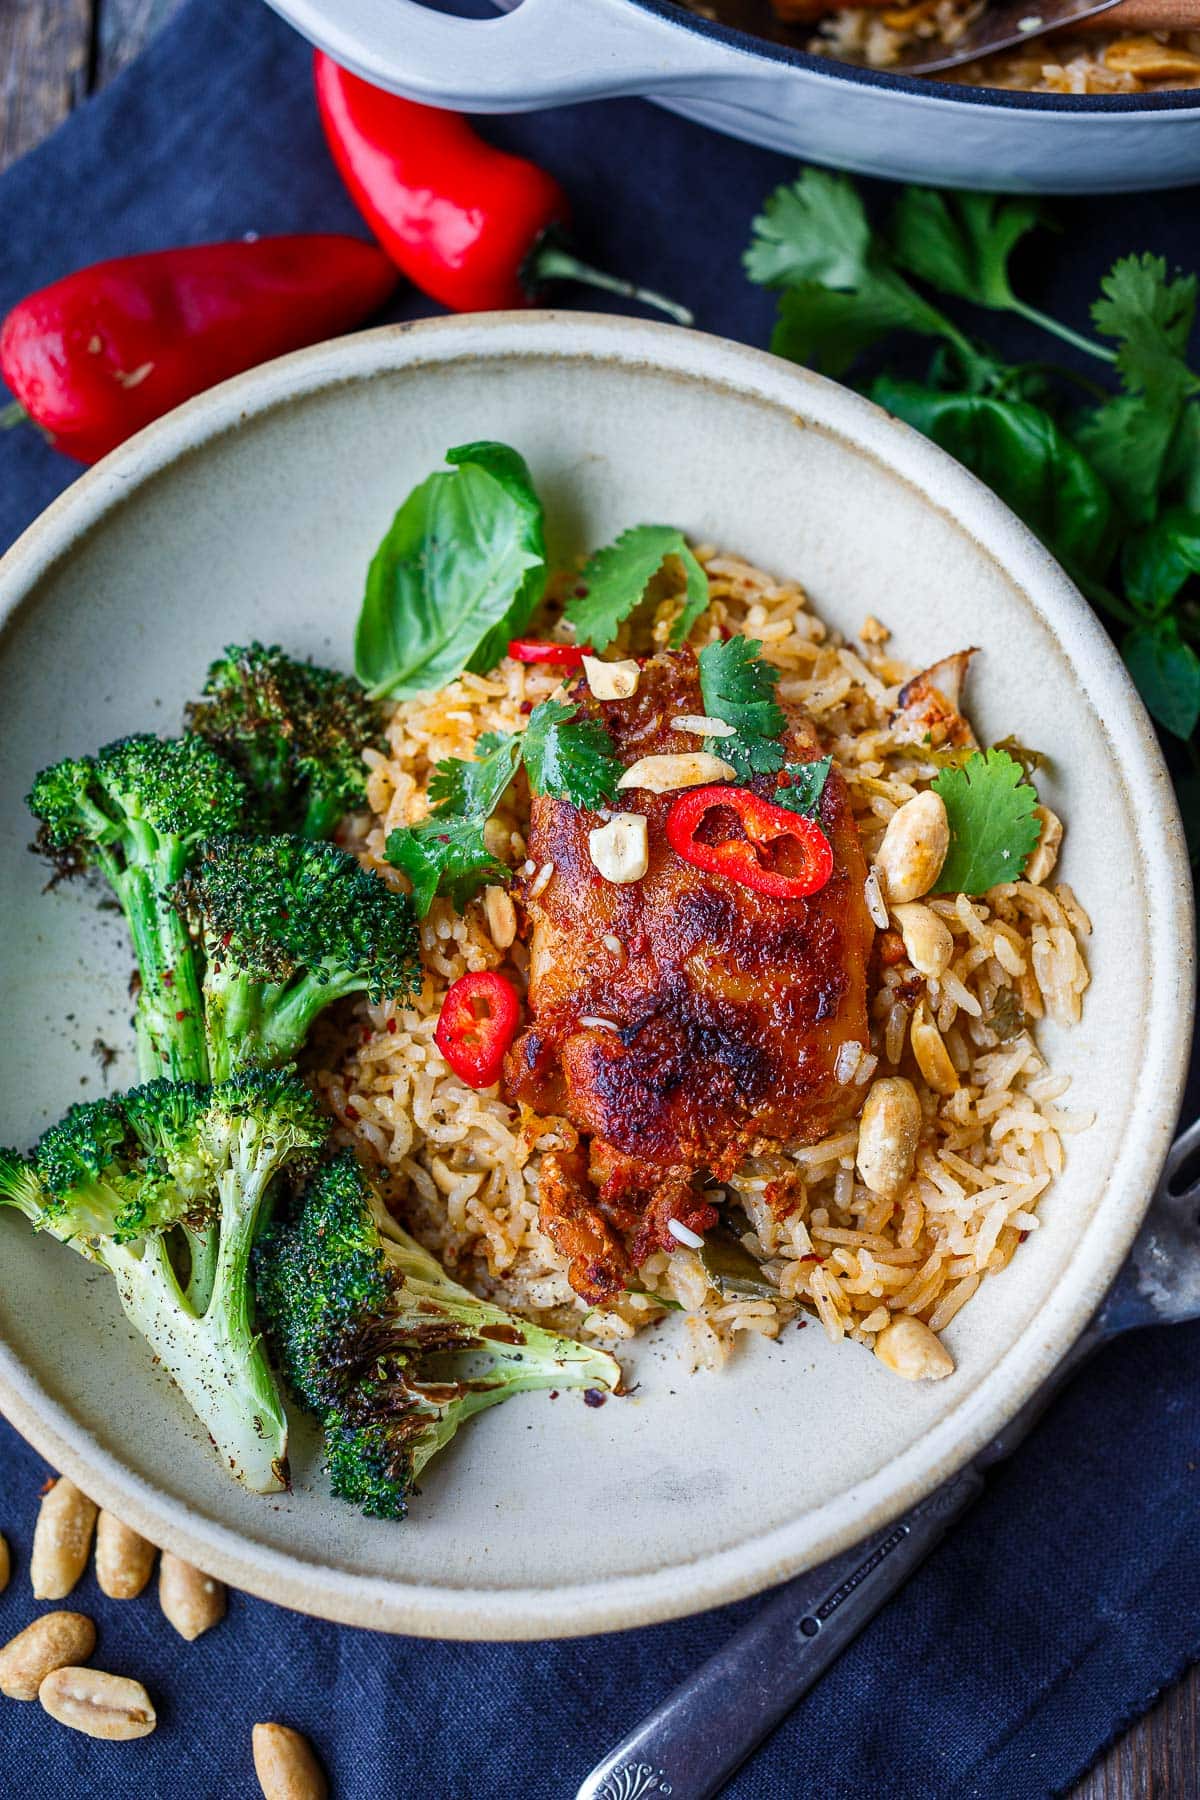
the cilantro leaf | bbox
[697,637,786,778]
[1078,258,1200,524]
[1123,619,1200,739]
[775,756,832,818]
[427,732,522,817]
[565,526,709,651]
[931,750,1042,895]
[744,168,875,291]
[385,815,508,917]
[520,700,624,809]
[1092,254,1198,409]
[746,170,998,386]
[890,190,1043,312]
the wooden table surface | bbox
[1,2,1197,1795]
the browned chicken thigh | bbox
[505,648,875,1304]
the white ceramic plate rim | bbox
[0,312,1192,1639]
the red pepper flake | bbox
[573,584,589,599]
[344,1104,361,1122]
[175,1010,188,1022]
[799,1253,825,1264]
[1018,1229,1030,1242]
[548,1390,560,1401]
[386,1017,398,1034]
[583,1388,607,1408]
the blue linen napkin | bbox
[0,3,1197,1795]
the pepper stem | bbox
[528,233,693,328]
[0,401,28,431]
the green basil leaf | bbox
[872,380,1115,583]
[355,441,546,701]
[565,526,709,652]
[1123,620,1200,739]
[1122,509,1200,618]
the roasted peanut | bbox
[158,1551,226,1640]
[910,997,959,1095]
[0,1531,9,1594]
[874,791,949,904]
[582,654,640,701]
[482,883,517,950]
[39,1666,155,1740]
[252,1722,329,1800]
[891,902,954,979]
[1024,806,1063,886]
[617,751,736,793]
[588,812,649,884]
[856,1077,922,1199]
[873,1316,955,1381]
[95,1512,157,1601]
[0,1612,96,1701]
[31,1478,97,1600]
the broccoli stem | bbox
[114,857,208,1085]
[107,1231,287,1494]
[204,969,364,1083]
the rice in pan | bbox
[313,551,1091,1378]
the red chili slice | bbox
[664,785,833,900]
[507,638,590,670]
[435,970,521,1089]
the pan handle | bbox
[264,0,733,112]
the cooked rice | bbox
[313,551,1091,1374]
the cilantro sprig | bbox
[775,756,832,818]
[932,749,1042,895]
[385,703,622,914]
[745,170,1200,843]
[697,636,787,777]
[519,700,625,809]
[565,525,710,652]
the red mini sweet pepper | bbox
[314,53,691,324]
[665,785,834,900]
[0,236,397,464]
[435,969,521,1090]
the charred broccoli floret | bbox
[186,644,384,841]
[1,1070,327,1493]
[27,734,247,1082]
[176,836,420,1081]
[256,1152,620,1519]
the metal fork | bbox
[576,1115,1200,1800]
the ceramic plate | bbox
[0,314,1191,1638]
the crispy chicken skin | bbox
[505,648,875,1304]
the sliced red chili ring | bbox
[664,784,833,900]
[507,637,590,670]
[434,969,521,1089]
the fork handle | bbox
[574,1465,983,1800]
[1079,1,1200,28]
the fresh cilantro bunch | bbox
[745,171,1200,839]
[385,707,623,915]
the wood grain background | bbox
[0,1,1196,1793]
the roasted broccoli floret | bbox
[1,1071,327,1494]
[27,734,247,1083]
[256,1152,620,1519]
[186,644,384,841]
[176,835,420,1082]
